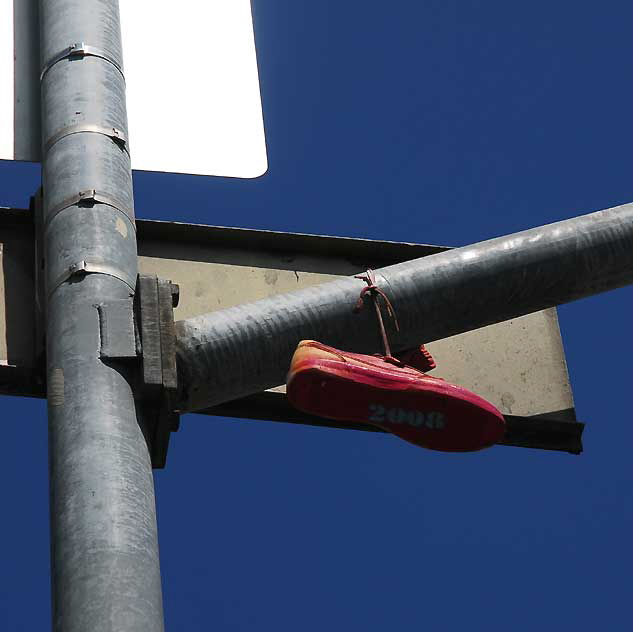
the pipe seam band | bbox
[44,124,130,155]
[48,260,136,299]
[40,42,125,81]
[44,189,136,231]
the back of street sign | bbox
[0,206,581,453]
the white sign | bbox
[0,0,268,178]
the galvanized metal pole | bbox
[40,1,164,630]
[176,202,633,412]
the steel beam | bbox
[202,391,584,455]
[176,202,633,413]
[40,1,164,630]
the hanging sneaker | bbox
[286,340,505,452]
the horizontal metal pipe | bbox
[175,202,633,413]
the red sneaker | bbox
[287,340,505,452]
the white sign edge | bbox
[2,0,269,179]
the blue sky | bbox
[2,1,633,629]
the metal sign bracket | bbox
[133,274,180,468]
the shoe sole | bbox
[287,357,505,452]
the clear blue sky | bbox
[2,1,633,629]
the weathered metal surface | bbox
[97,298,136,359]
[1,207,576,425]
[175,202,633,415]
[426,310,574,421]
[41,0,164,628]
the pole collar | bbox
[44,189,136,230]
[44,124,130,156]
[48,259,136,298]
[40,42,125,81]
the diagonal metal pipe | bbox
[176,202,633,413]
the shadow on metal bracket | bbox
[133,275,181,468]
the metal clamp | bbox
[40,42,124,81]
[48,259,136,298]
[45,189,135,229]
[134,275,181,468]
[44,124,129,155]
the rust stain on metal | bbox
[49,368,65,406]
[264,270,279,286]
[115,217,128,239]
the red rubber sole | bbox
[287,359,505,452]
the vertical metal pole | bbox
[39,1,164,630]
